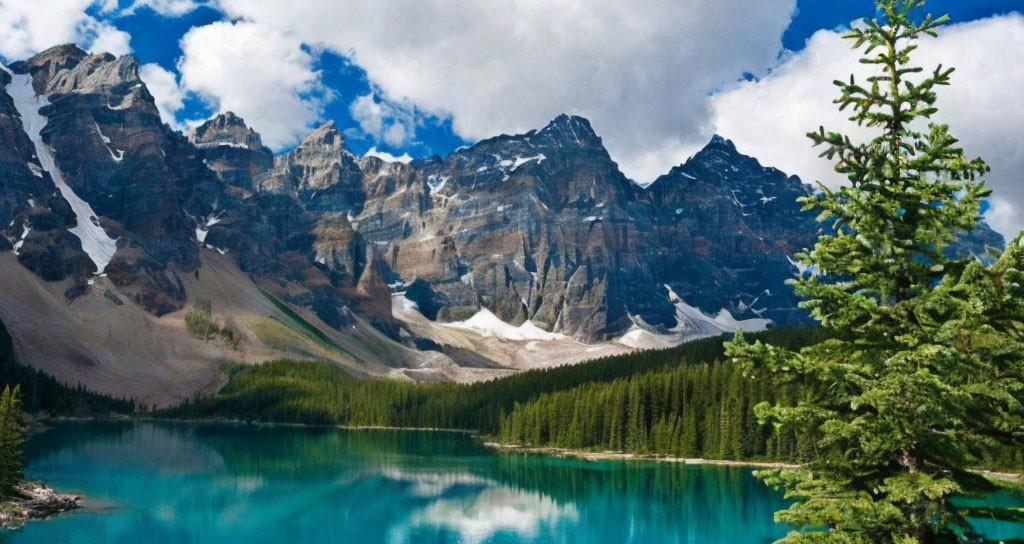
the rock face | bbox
[0,44,1006,351]
[189,111,273,191]
[0,65,91,281]
[344,120,821,340]
[5,45,222,314]
[257,121,365,212]
[646,135,819,326]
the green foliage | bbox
[498,360,805,461]
[257,289,359,362]
[0,318,136,416]
[726,1,1024,542]
[185,303,218,339]
[0,385,25,499]
[185,300,240,349]
[163,328,827,439]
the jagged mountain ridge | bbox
[0,44,1005,402]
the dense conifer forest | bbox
[162,324,1023,470]
[163,328,816,460]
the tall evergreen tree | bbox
[0,385,25,499]
[726,1,1024,542]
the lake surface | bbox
[3,421,1022,544]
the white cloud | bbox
[349,92,418,148]
[710,14,1024,238]
[176,20,330,149]
[0,0,132,61]
[86,22,132,57]
[363,147,413,164]
[125,0,201,17]
[210,0,796,181]
[139,62,186,128]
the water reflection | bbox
[378,470,578,543]
[4,421,1019,544]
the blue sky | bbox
[782,0,1022,49]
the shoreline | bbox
[483,442,799,469]
[54,415,479,435]
[0,481,81,530]
[42,416,1024,481]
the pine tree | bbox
[0,385,26,499]
[726,1,1024,541]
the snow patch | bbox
[511,154,546,171]
[786,255,811,276]
[12,224,30,255]
[616,285,770,350]
[194,141,250,150]
[427,175,448,195]
[195,214,222,243]
[5,70,118,274]
[94,122,124,162]
[443,308,566,342]
[393,293,420,312]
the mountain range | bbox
[0,45,1003,405]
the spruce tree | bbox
[0,385,25,498]
[726,1,1024,542]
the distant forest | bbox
[162,326,1022,469]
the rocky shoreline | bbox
[0,482,81,530]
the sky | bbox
[0,0,1022,236]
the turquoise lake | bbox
[2,421,1022,544]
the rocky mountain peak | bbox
[9,44,87,87]
[18,47,143,99]
[190,111,266,151]
[256,120,362,208]
[707,134,737,151]
[662,133,773,189]
[299,120,349,152]
[532,113,602,148]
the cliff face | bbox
[189,111,274,191]
[5,45,222,313]
[0,45,1005,349]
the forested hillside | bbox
[0,319,135,416]
[163,325,1023,470]
[164,329,819,453]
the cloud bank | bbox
[177,20,331,149]
[0,0,130,61]
[711,14,1024,237]
[200,0,796,181]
